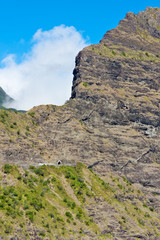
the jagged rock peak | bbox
[101,7,160,53]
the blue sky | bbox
[1,0,160,57]
[0,0,160,110]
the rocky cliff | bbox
[0,7,160,239]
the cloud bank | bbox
[0,25,87,110]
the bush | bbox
[51,176,56,182]
[144,212,150,218]
[65,171,71,178]
[71,202,76,209]
[117,184,123,189]
[57,185,63,190]
[17,174,22,180]
[149,206,154,212]
[65,211,72,218]
[26,211,34,222]
[34,168,44,176]
[4,164,12,174]
[138,218,145,226]
[122,216,126,223]
[39,230,45,236]
[83,82,88,87]
[28,112,35,118]
[112,50,116,55]
[17,129,20,135]
[23,204,29,210]
[26,125,30,131]
[30,199,43,211]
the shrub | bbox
[138,218,145,226]
[51,176,56,182]
[85,221,90,226]
[48,213,54,219]
[122,216,126,223]
[143,203,147,208]
[117,184,123,189]
[34,168,44,176]
[86,190,92,197]
[65,171,71,178]
[17,174,22,180]
[43,179,50,186]
[83,82,88,87]
[71,202,76,209]
[4,164,12,174]
[29,165,36,170]
[39,230,45,237]
[112,50,116,55]
[30,199,43,211]
[26,125,30,131]
[23,204,29,210]
[149,206,154,212]
[28,112,35,118]
[144,212,150,218]
[41,191,45,197]
[26,211,34,222]
[57,185,63,190]
[65,211,72,218]
[17,129,20,135]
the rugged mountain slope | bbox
[0,6,160,239]
[1,163,160,240]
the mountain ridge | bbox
[0,7,160,239]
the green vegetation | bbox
[121,51,126,57]
[0,163,159,239]
[82,82,88,87]
[28,111,35,118]
[88,43,160,63]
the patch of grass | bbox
[28,112,35,118]
[83,82,88,87]
[121,51,126,57]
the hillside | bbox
[0,163,160,240]
[0,6,160,239]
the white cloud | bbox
[0,25,87,110]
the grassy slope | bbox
[0,163,159,239]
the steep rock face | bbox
[101,7,160,53]
[71,4,160,227]
[0,7,160,239]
